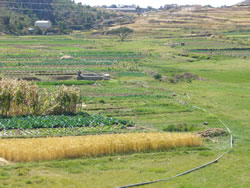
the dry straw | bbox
[0,133,203,162]
[0,79,82,116]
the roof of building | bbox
[35,21,51,24]
[106,8,136,11]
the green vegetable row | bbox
[68,51,141,57]
[21,61,115,66]
[0,113,134,130]
[1,59,139,67]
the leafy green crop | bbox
[67,51,141,58]
[36,80,95,86]
[118,72,146,77]
[0,113,134,130]
[21,61,115,66]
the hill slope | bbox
[236,0,250,5]
[0,0,117,34]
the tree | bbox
[147,6,153,11]
[34,26,42,35]
[108,27,134,41]
[0,0,118,34]
[58,21,67,34]
[110,4,117,8]
[2,16,11,31]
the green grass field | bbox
[0,6,250,188]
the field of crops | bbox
[0,113,133,130]
[0,47,144,82]
[0,133,203,162]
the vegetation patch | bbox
[163,124,201,132]
[168,72,203,83]
[0,79,82,116]
[36,80,95,86]
[0,112,134,130]
[118,72,146,77]
[0,126,127,138]
[0,133,203,162]
[198,128,228,138]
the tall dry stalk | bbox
[50,85,81,115]
[0,79,82,116]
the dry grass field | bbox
[129,6,250,34]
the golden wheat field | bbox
[0,133,203,162]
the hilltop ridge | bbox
[236,0,250,5]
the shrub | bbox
[153,73,162,80]
[163,124,198,132]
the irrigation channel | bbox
[117,94,233,188]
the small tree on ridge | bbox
[108,27,133,41]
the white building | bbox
[34,21,52,29]
[106,8,137,12]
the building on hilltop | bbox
[106,4,138,12]
[106,7,137,12]
[34,21,52,29]
[163,4,178,10]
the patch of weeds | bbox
[148,168,167,173]
[108,157,113,162]
[198,128,228,138]
[32,176,46,184]
[168,72,203,83]
[153,73,162,81]
[16,168,29,176]
[0,171,10,180]
[199,151,215,156]
[66,168,83,174]
[192,54,211,61]
[191,147,210,151]
[163,124,199,132]
[25,180,32,184]
[97,164,110,171]
[99,99,105,104]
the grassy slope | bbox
[0,7,250,188]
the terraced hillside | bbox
[0,5,249,188]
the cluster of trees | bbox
[0,11,33,34]
[0,0,117,34]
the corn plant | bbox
[49,85,81,115]
[0,79,82,116]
